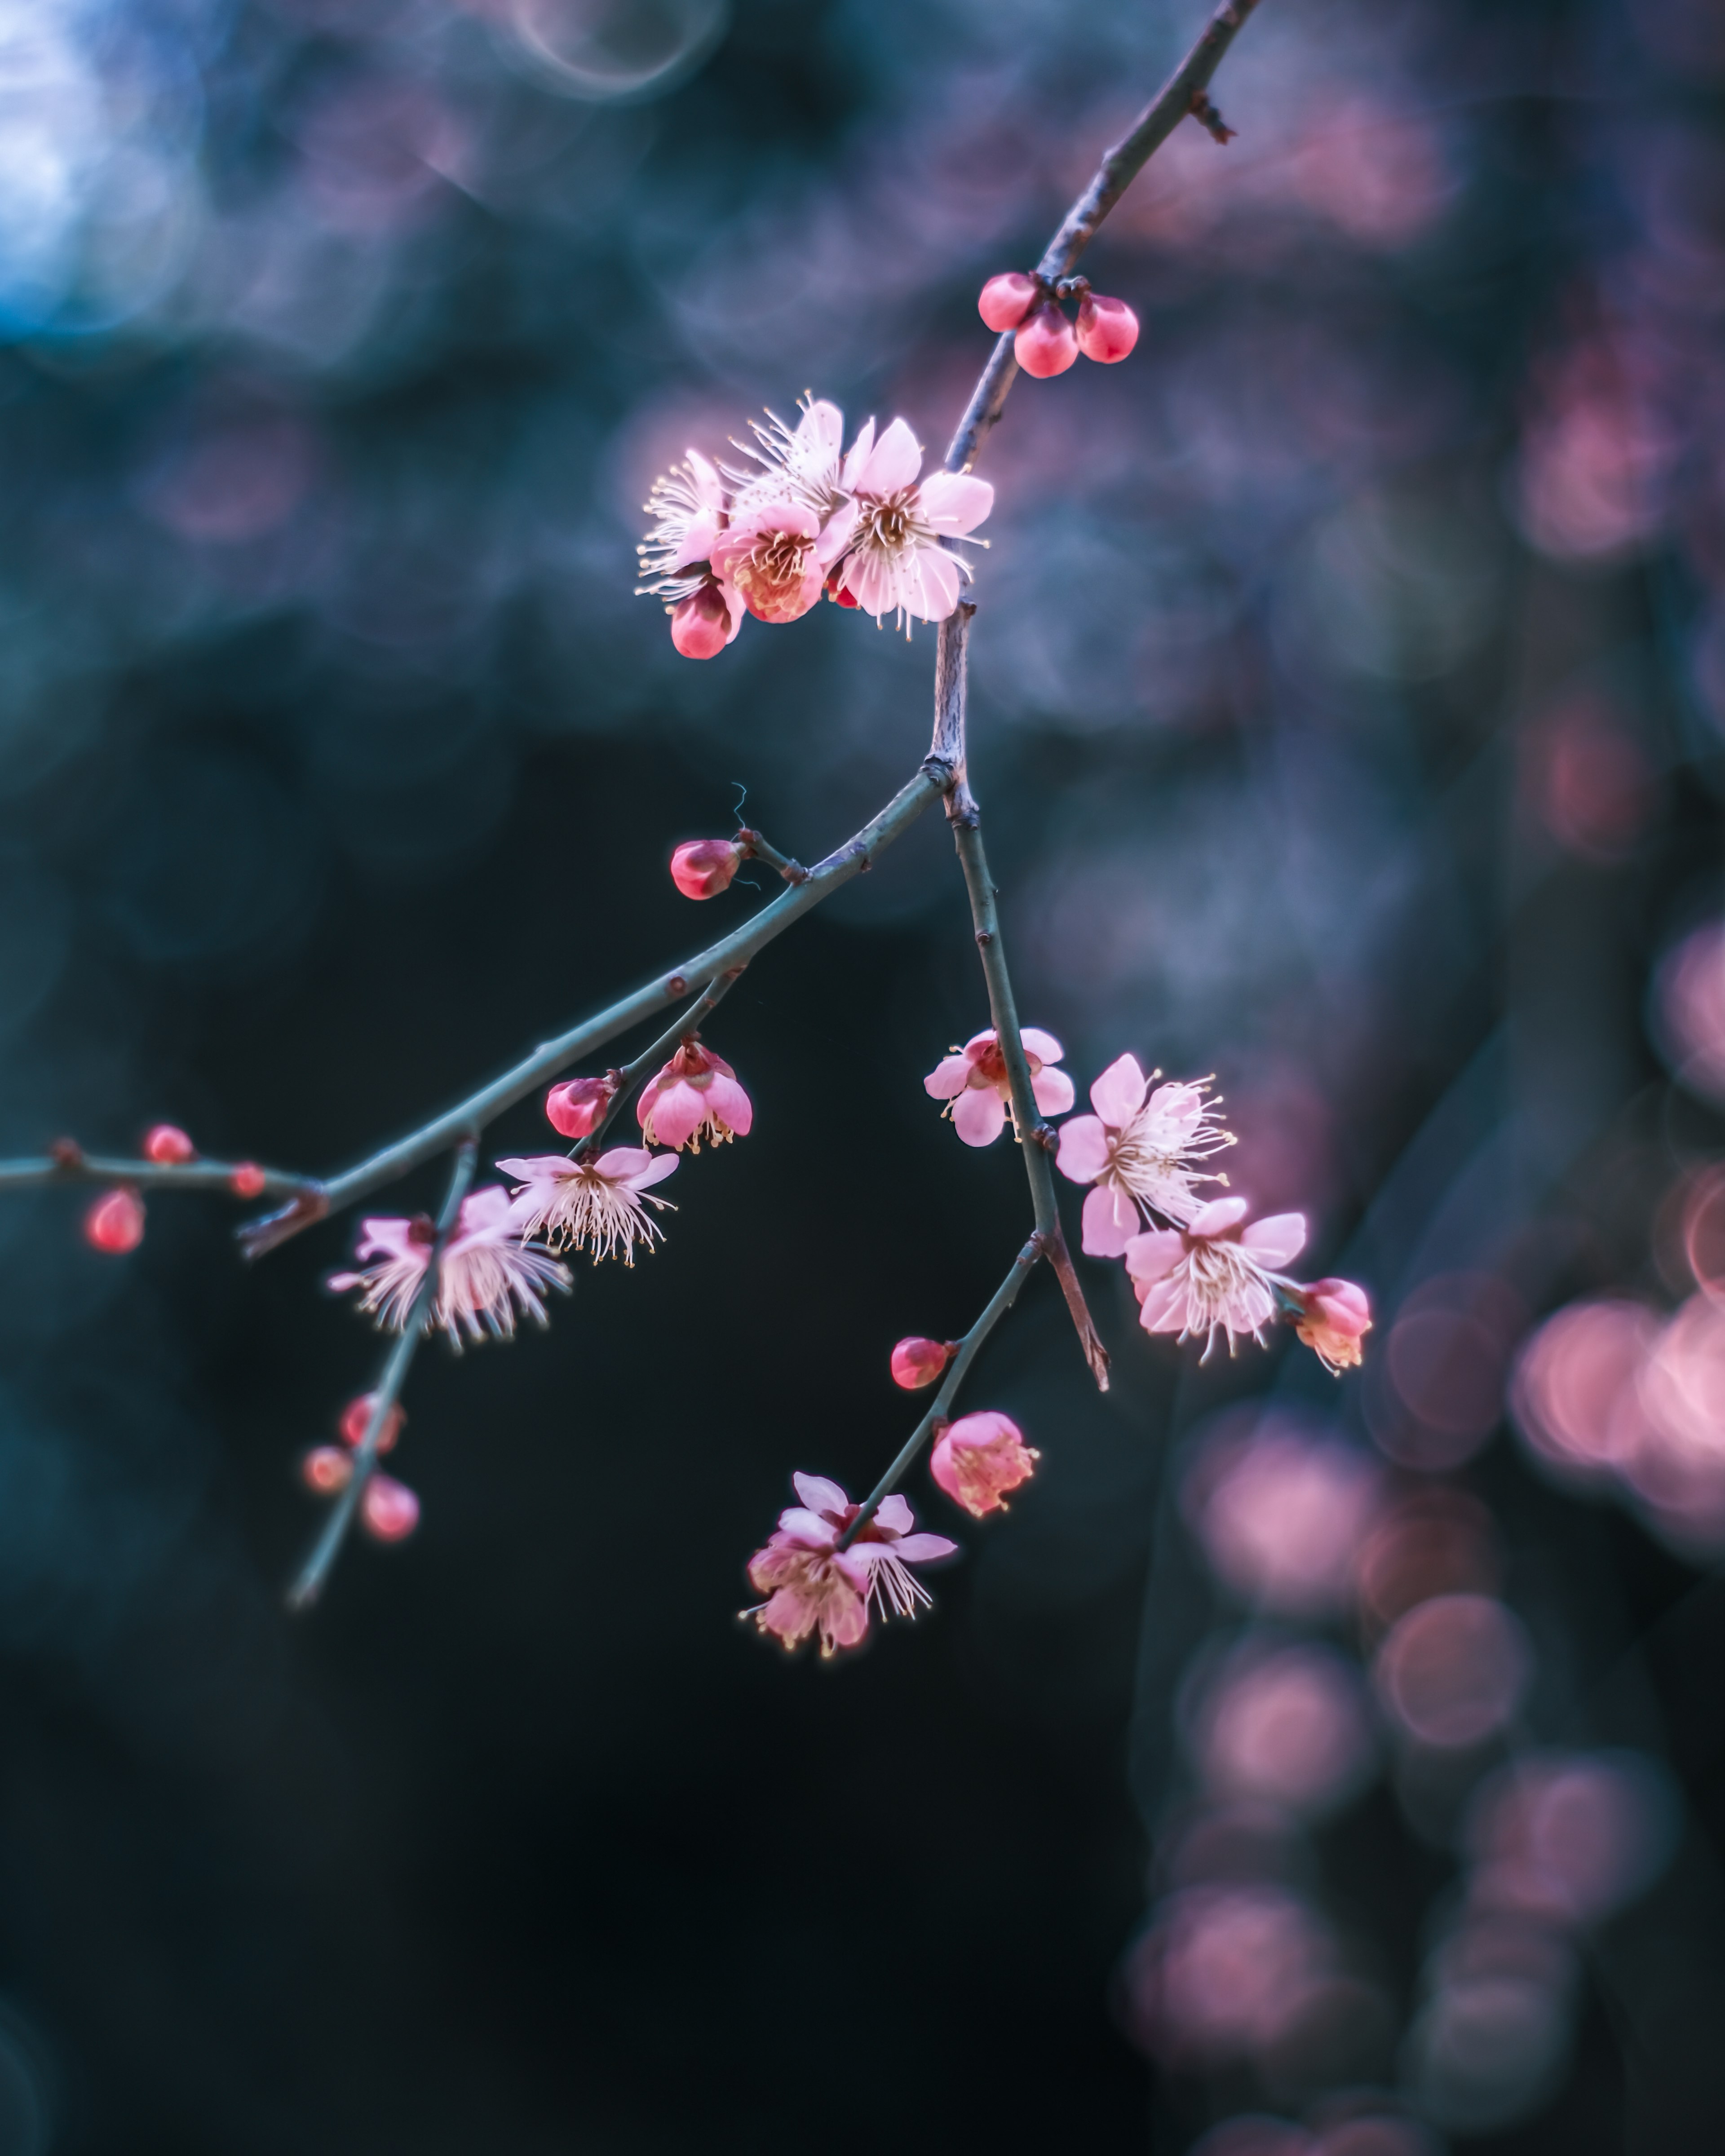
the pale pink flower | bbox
[829,417,993,629]
[329,1186,571,1348]
[1292,1277,1373,1373]
[1056,1052,1234,1252]
[766,1472,957,1622]
[636,448,744,655]
[930,1410,1039,1518]
[727,397,848,521]
[709,497,850,625]
[924,1025,1075,1146]
[745,1537,872,1657]
[1124,1197,1308,1358]
[637,1039,752,1151]
[497,1145,677,1264]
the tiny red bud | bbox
[361,1474,420,1542]
[670,839,743,901]
[671,583,734,660]
[823,563,860,608]
[1013,301,1079,379]
[301,1445,353,1495]
[890,1336,954,1390]
[338,1392,404,1454]
[143,1123,197,1165]
[84,1187,145,1254]
[1075,292,1140,364]
[229,1162,267,1198]
[978,270,1039,333]
[545,1074,615,1139]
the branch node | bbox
[1189,88,1237,142]
[666,974,688,996]
[48,1138,84,1171]
[974,928,994,947]
[237,1186,331,1262]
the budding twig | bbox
[0,1147,316,1199]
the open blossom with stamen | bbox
[709,498,850,625]
[636,449,744,658]
[828,417,993,628]
[497,1146,677,1264]
[924,1026,1075,1146]
[745,1473,957,1653]
[1291,1277,1373,1373]
[727,397,847,521]
[1056,1052,1234,1252]
[931,1410,1039,1518]
[745,1538,871,1657]
[1124,1197,1307,1360]
[637,1040,752,1151]
[329,1187,571,1348]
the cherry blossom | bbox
[828,418,994,629]
[636,449,744,657]
[1056,1052,1234,1252]
[669,838,743,899]
[931,1410,1039,1517]
[497,1146,677,1264]
[84,1187,145,1253]
[143,1123,196,1164]
[329,1186,571,1348]
[1291,1277,1373,1373]
[891,1335,953,1389]
[544,1074,616,1140]
[709,498,850,625]
[924,1025,1075,1146]
[637,1039,752,1151]
[760,1472,958,1628]
[1124,1197,1307,1358]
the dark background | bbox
[0,0,1720,2149]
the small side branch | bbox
[836,1236,1043,1551]
[927,606,976,820]
[285,1137,478,1611]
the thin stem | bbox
[574,964,748,1158]
[944,0,1261,476]
[0,1148,316,1199]
[285,1137,478,1611]
[735,827,808,885]
[836,1236,1043,1551]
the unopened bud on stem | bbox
[1013,302,1079,379]
[670,839,744,901]
[361,1474,420,1542]
[978,271,1039,332]
[1075,293,1139,363]
[339,1392,404,1454]
[84,1188,145,1254]
[143,1123,197,1165]
[545,1074,616,1139]
[890,1336,955,1389]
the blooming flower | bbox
[727,397,848,521]
[745,1537,872,1657]
[637,1039,752,1151]
[930,1410,1039,1518]
[828,417,993,628]
[709,497,850,625]
[1124,1197,1307,1359]
[636,448,744,658]
[1291,1277,1373,1373]
[496,1146,677,1264]
[1055,1052,1234,1252]
[924,1025,1075,1146]
[329,1186,571,1348]
[745,1472,957,1652]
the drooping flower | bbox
[745,1537,872,1657]
[637,1039,752,1151]
[84,1187,145,1253]
[328,1186,571,1348]
[1056,1052,1234,1252]
[497,1146,677,1264]
[745,1472,957,1653]
[930,1410,1039,1518]
[727,397,848,522]
[669,838,743,899]
[636,448,744,658]
[709,498,850,625]
[544,1074,616,1140]
[1291,1277,1373,1373]
[829,418,993,629]
[891,1336,953,1389]
[1124,1197,1308,1360]
[924,1025,1075,1146]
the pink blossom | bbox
[544,1074,616,1140]
[1014,302,1079,378]
[1124,1197,1307,1358]
[361,1474,420,1542]
[709,498,849,625]
[829,417,993,629]
[669,838,743,899]
[1075,293,1140,363]
[497,1146,677,1264]
[1292,1277,1373,1373]
[328,1186,571,1348]
[1056,1052,1234,1251]
[748,1473,957,1647]
[924,1025,1075,1146]
[891,1335,952,1389]
[978,271,1039,332]
[84,1187,145,1253]
[727,397,848,522]
[745,1537,872,1657]
[930,1410,1039,1518]
[636,448,744,655]
[143,1123,196,1164]
[637,1039,752,1151]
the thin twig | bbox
[836,1235,1043,1551]
[573,965,749,1160]
[0,1146,316,1199]
[735,827,808,884]
[286,1137,479,1611]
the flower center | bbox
[862,491,917,552]
[734,529,814,601]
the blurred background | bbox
[0,0,1720,2149]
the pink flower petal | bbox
[816,504,859,564]
[629,1151,680,1190]
[953,1087,1008,1146]
[685,447,724,509]
[494,1155,562,1181]
[774,1507,839,1548]
[925,1054,974,1100]
[640,1080,703,1151]
[875,1494,915,1536]
[1056,1115,1112,1183]
[1124,1228,1186,1281]
[1090,1051,1149,1127]
[792,1470,849,1515]
[891,1533,959,1563]
[1020,1027,1064,1065]
[918,472,994,535]
[1031,1066,1075,1117]
[1242,1212,1308,1268]
[1189,1195,1252,1238]
[706,1073,753,1136]
[1138,1276,1193,1334]
[839,418,876,492]
[906,543,962,621]
[854,416,922,496]
[1082,1182,1140,1256]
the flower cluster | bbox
[977,272,1141,379]
[638,398,994,654]
[745,1475,957,1657]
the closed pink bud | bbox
[1013,302,1079,379]
[229,1162,266,1198]
[338,1392,404,1454]
[978,271,1039,333]
[84,1187,145,1254]
[670,839,743,901]
[1075,292,1140,363]
[890,1336,953,1389]
[361,1474,420,1542]
[544,1074,615,1139]
[671,584,734,660]
[930,1409,1039,1519]
[143,1123,196,1165]
[302,1445,353,1494]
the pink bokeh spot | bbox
[360,1473,420,1542]
[1184,1417,1382,1617]
[1373,1593,1533,1749]
[1123,1884,1337,2063]
[1654,919,1725,1104]
[1194,1643,1377,1818]
[1468,1751,1674,1927]
[143,1123,197,1165]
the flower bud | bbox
[1075,292,1140,364]
[544,1074,615,1139]
[670,838,743,901]
[229,1162,266,1198]
[338,1392,404,1454]
[890,1336,953,1390]
[361,1473,420,1542]
[1013,302,1079,379]
[84,1187,145,1254]
[1293,1277,1373,1374]
[671,583,734,660]
[143,1123,196,1165]
[302,1445,353,1494]
[931,1409,1039,1518]
[978,271,1039,333]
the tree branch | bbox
[0,1145,317,1200]
[572,964,749,1160]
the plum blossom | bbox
[1291,1277,1373,1373]
[727,397,847,521]
[497,1146,677,1264]
[828,418,993,629]
[709,498,851,625]
[636,449,744,658]
[924,1025,1075,1146]
[637,1039,752,1151]
[757,1472,957,1630]
[931,1410,1039,1518]
[1056,1052,1234,1253]
[1124,1197,1307,1359]
[329,1187,571,1348]
[745,1537,871,1657]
